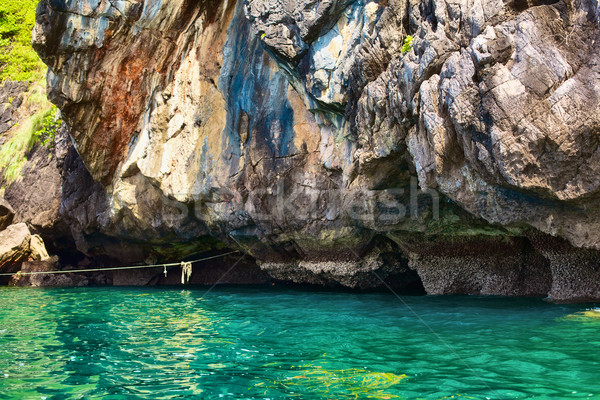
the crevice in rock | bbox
[380,268,427,294]
[506,0,561,13]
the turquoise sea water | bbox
[0,287,599,400]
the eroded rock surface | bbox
[0,198,15,231]
[0,223,34,272]
[0,81,29,138]
[29,0,600,299]
[0,223,50,283]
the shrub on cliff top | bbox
[0,0,45,82]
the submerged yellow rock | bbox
[582,309,600,319]
[561,309,600,322]
[256,365,408,398]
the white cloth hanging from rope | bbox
[181,261,192,284]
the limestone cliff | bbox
[25,0,600,299]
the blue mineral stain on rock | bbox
[111,1,130,15]
[199,137,213,190]
[95,16,110,47]
[219,0,296,176]
[133,0,162,34]
[311,17,347,70]
[306,0,382,107]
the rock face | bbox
[4,127,70,245]
[9,257,112,287]
[0,81,29,139]
[29,0,600,299]
[0,223,50,283]
[0,198,15,231]
[0,223,34,272]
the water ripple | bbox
[0,287,599,399]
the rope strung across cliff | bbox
[0,251,241,277]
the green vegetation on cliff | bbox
[401,35,413,54]
[0,1,59,185]
[0,0,45,82]
[0,102,61,184]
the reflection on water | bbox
[0,287,599,399]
